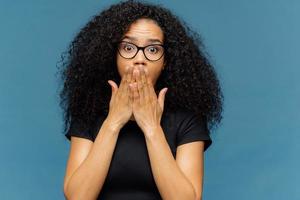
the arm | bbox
[144,125,197,200]
[64,119,120,200]
[176,141,205,200]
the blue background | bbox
[0,0,299,199]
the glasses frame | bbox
[117,41,165,61]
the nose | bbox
[133,49,147,65]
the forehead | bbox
[122,18,164,43]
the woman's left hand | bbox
[129,66,168,137]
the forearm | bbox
[65,120,120,200]
[144,126,196,200]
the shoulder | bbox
[171,108,212,152]
[161,107,203,129]
[170,108,205,126]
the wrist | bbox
[144,124,162,140]
[103,118,122,134]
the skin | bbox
[119,18,166,123]
[64,17,205,200]
[106,18,203,199]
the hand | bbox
[106,65,134,130]
[129,66,168,136]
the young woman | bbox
[58,1,223,199]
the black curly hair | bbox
[56,0,224,138]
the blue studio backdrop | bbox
[0,0,299,199]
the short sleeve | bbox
[176,112,212,152]
[65,119,95,142]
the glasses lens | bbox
[118,42,137,58]
[145,45,164,61]
[118,42,164,61]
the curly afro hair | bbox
[56,0,224,138]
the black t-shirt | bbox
[65,108,212,200]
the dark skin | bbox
[131,65,167,135]
[107,64,168,136]
[65,18,204,200]
[106,19,203,199]
[107,18,167,135]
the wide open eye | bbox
[146,45,163,54]
[120,42,136,52]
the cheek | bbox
[151,65,164,84]
[147,68,161,83]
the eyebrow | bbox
[122,36,163,44]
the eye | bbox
[147,46,160,54]
[121,43,136,52]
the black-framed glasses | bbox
[117,41,165,61]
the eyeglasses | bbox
[117,41,165,61]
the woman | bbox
[58,0,223,199]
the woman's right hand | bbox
[106,65,134,131]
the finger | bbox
[131,82,139,104]
[124,66,133,102]
[140,66,150,101]
[128,84,133,105]
[132,68,139,98]
[107,80,118,93]
[144,67,157,101]
[107,80,118,102]
[158,88,168,111]
[119,65,130,97]
[128,67,136,105]
[127,65,134,84]
[120,65,130,88]
[129,82,133,104]
[136,66,144,103]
